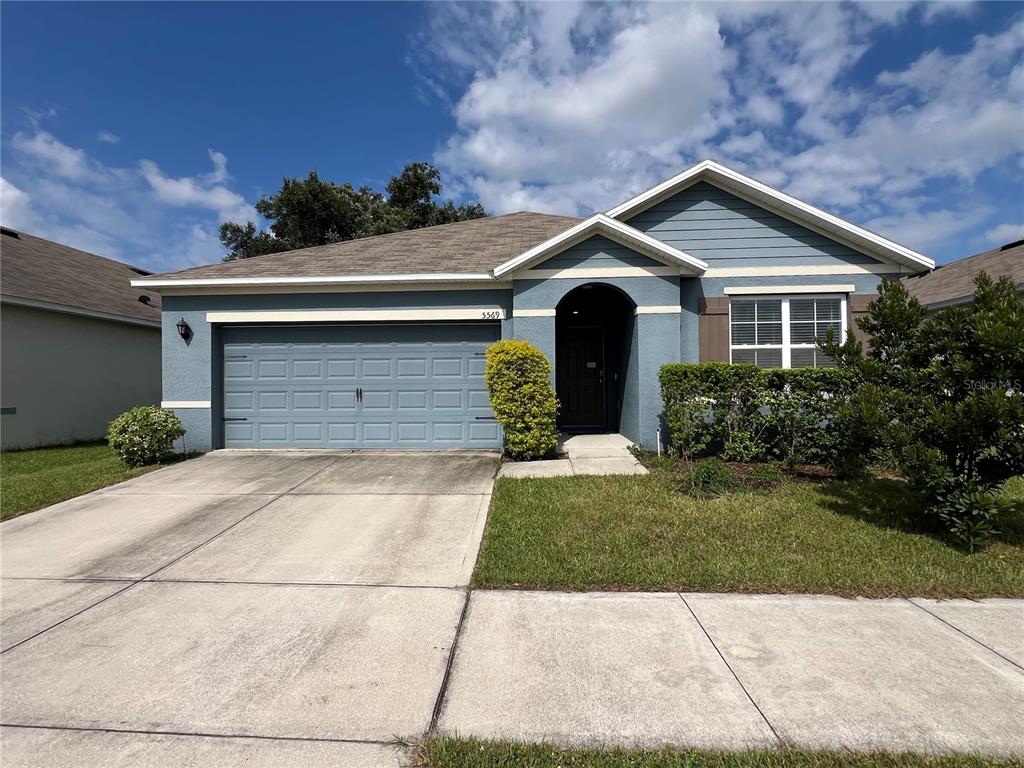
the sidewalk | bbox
[435,591,1024,757]
[498,433,648,478]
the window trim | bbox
[728,293,848,369]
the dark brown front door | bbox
[557,326,605,428]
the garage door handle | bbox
[474,416,497,421]
[223,417,248,422]
[356,387,363,403]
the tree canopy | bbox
[219,162,486,261]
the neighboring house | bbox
[0,228,162,450]
[902,239,1023,310]
[133,160,934,452]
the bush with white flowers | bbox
[107,406,185,467]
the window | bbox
[730,295,845,368]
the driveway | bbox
[0,450,498,767]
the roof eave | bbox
[492,214,708,278]
[130,272,497,290]
[606,160,935,273]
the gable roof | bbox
[134,212,580,288]
[606,160,934,272]
[902,239,1023,308]
[0,228,161,325]
[492,213,708,277]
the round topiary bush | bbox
[484,340,559,461]
[107,406,186,467]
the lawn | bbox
[0,442,171,521]
[473,470,1024,598]
[415,737,1019,768]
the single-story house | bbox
[133,160,934,452]
[1,228,162,449]
[903,238,1023,310]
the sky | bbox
[1,1,1021,272]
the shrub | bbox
[821,274,1024,550]
[660,363,853,467]
[484,340,559,460]
[683,457,733,497]
[107,406,185,467]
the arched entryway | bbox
[555,283,636,433]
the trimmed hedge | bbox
[485,340,559,460]
[659,362,854,466]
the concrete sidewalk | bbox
[499,433,647,478]
[436,591,1024,757]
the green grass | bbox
[416,736,1019,768]
[0,442,171,521]
[473,471,1024,598]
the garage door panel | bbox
[222,324,500,449]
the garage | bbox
[221,323,501,449]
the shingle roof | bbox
[147,212,582,280]
[902,240,1024,308]
[0,228,161,324]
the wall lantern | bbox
[176,317,193,343]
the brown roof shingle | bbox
[149,212,581,280]
[0,228,161,323]
[902,240,1024,308]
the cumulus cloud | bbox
[984,222,1024,245]
[421,1,1023,261]
[2,127,255,270]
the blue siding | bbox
[627,181,886,268]
[698,273,883,298]
[530,234,664,271]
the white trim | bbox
[0,294,161,328]
[512,308,557,318]
[493,213,708,278]
[517,265,681,279]
[156,281,512,296]
[724,284,856,296]
[703,264,903,278]
[605,160,934,271]
[635,305,682,315]
[728,294,848,369]
[132,272,495,289]
[161,400,211,409]
[205,308,506,324]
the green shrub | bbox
[107,406,185,467]
[747,461,784,487]
[683,457,733,497]
[660,363,853,466]
[484,340,559,460]
[821,274,1024,550]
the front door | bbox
[557,326,605,428]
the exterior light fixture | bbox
[176,318,192,342]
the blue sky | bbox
[2,1,1021,271]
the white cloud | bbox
[11,130,102,182]
[140,155,255,224]
[420,1,1023,261]
[97,130,120,144]
[984,222,1024,245]
[2,127,256,269]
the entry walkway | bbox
[498,433,648,478]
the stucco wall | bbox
[160,289,513,452]
[1,303,161,449]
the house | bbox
[902,239,1023,310]
[0,228,162,450]
[132,160,933,452]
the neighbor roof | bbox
[0,228,161,325]
[902,239,1024,309]
[136,212,581,287]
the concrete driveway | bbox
[0,450,498,767]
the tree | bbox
[821,274,1024,550]
[218,163,486,261]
